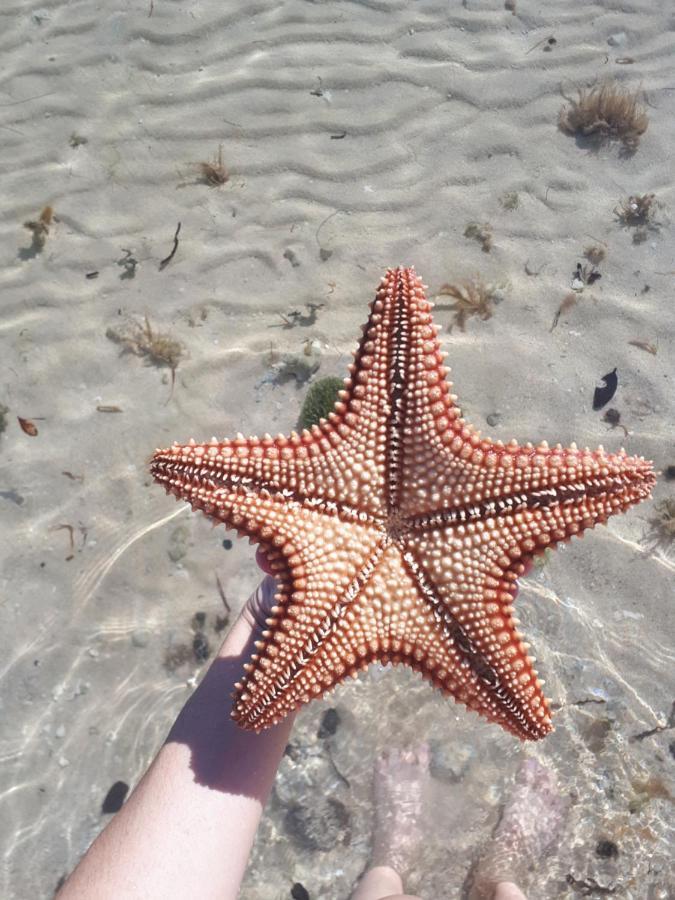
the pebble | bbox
[486,413,500,427]
[596,839,619,859]
[317,708,340,739]
[284,796,351,851]
[607,32,627,47]
[131,629,150,648]
[102,780,129,814]
[55,724,66,739]
[58,757,70,768]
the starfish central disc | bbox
[150,266,655,740]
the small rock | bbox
[192,611,207,631]
[317,708,340,739]
[131,629,150,648]
[486,413,500,427]
[58,757,70,768]
[54,724,66,739]
[319,248,332,262]
[222,538,233,550]
[102,780,129,814]
[284,796,351,851]
[168,525,190,563]
[607,32,627,47]
[283,249,301,268]
[192,632,211,663]
[596,839,619,859]
[291,884,310,900]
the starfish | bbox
[151,267,655,740]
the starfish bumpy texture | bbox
[151,267,655,740]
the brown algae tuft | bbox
[435,275,507,332]
[197,144,229,186]
[106,316,184,398]
[558,81,648,152]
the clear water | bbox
[1,1,673,898]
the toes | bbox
[415,742,431,768]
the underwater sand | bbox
[0,0,673,897]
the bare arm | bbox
[58,576,295,900]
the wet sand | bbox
[0,0,673,897]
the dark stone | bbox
[102,780,129,814]
[192,611,206,630]
[291,883,310,900]
[596,839,619,859]
[285,796,351,851]
[664,466,675,482]
[603,408,621,427]
[317,707,340,739]
[192,632,211,663]
[486,413,500,427]
[222,539,233,550]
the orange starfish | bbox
[151,267,655,739]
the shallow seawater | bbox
[1,1,674,898]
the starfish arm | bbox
[408,442,655,539]
[382,270,655,521]
[402,529,552,739]
[231,518,386,731]
[149,270,426,521]
[234,542,547,738]
[150,422,387,520]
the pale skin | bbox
[58,565,529,900]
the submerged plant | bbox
[583,244,606,266]
[463,222,493,252]
[435,275,506,332]
[649,498,675,547]
[499,191,520,211]
[22,205,53,255]
[106,316,184,397]
[615,193,662,243]
[298,376,343,430]
[558,81,648,153]
[197,144,229,186]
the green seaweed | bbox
[298,376,343,430]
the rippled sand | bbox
[1,0,673,897]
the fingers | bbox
[255,547,274,575]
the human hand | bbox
[237,549,277,635]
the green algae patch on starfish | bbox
[297,375,343,430]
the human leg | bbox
[350,747,428,900]
[468,758,567,900]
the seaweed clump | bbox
[22,205,54,257]
[584,244,606,266]
[463,222,493,253]
[649,498,675,548]
[106,316,184,397]
[435,275,506,332]
[197,145,228,186]
[558,81,648,153]
[615,193,662,243]
[297,376,343,430]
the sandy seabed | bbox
[1,1,673,897]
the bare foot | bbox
[370,744,430,878]
[468,758,568,900]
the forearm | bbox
[59,591,294,900]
